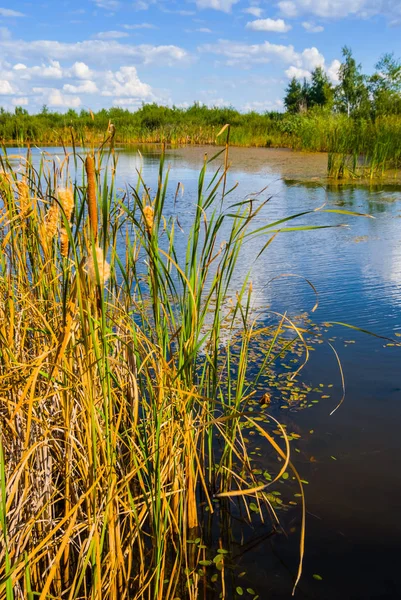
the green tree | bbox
[369,53,401,116]
[336,46,369,117]
[308,66,333,109]
[284,77,303,113]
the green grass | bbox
[3,104,401,179]
[0,131,369,599]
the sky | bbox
[0,0,400,114]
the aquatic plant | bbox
[0,131,366,599]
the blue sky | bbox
[0,0,400,113]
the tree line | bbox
[284,47,401,118]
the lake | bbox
[6,144,401,599]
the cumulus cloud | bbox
[285,66,312,79]
[286,57,341,84]
[70,62,93,79]
[63,80,99,94]
[0,8,25,17]
[0,79,14,94]
[246,18,292,32]
[4,53,158,113]
[302,21,324,32]
[196,0,239,12]
[33,88,82,108]
[200,38,339,87]
[11,60,64,80]
[326,58,341,83]
[101,66,154,99]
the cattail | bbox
[86,246,110,286]
[44,204,59,240]
[85,155,98,241]
[16,180,30,216]
[60,227,69,258]
[58,187,74,222]
[143,205,154,235]
[57,187,74,257]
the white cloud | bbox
[123,23,157,29]
[94,31,129,39]
[277,1,298,17]
[285,66,312,79]
[302,21,324,32]
[301,47,325,70]
[197,27,213,32]
[277,0,401,21]
[242,99,284,112]
[13,60,64,80]
[0,8,25,17]
[93,0,121,9]
[196,0,239,12]
[12,96,28,106]
[285,55,341,83]
[327,58,341,84]
[0,79,14,94]
[70,62,93,79]
[0,35,189,68]
[33,88,82,108]
[246,18,292,32]
[63,80,98,94]
[200,39,300,66]
[133,0,156,9]
[243,7,263,17]
[101,65,154,99]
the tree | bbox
[369,53,401,116]
[14,106,28,116]
[284,77,303,113]
[308,66,333,109]
[336,46,369,117]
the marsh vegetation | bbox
[0,129,372,600]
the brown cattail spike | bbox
[45,205,59,240]
[143,205,154,236]
[58,187,74,258]
[85,155,98,241]
[16,180,30,216]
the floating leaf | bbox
[313,574,323,581]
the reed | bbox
[0,133,362,599]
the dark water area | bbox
[5,144,401,599]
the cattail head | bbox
[143,205,154,235]
[45,204,59,240]
[60,227,69,258]
[16,180,30,216]
[85,155,98,241]
[86,246,110,286]
[58,187,74,222]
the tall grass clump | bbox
[0,131,363,599]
